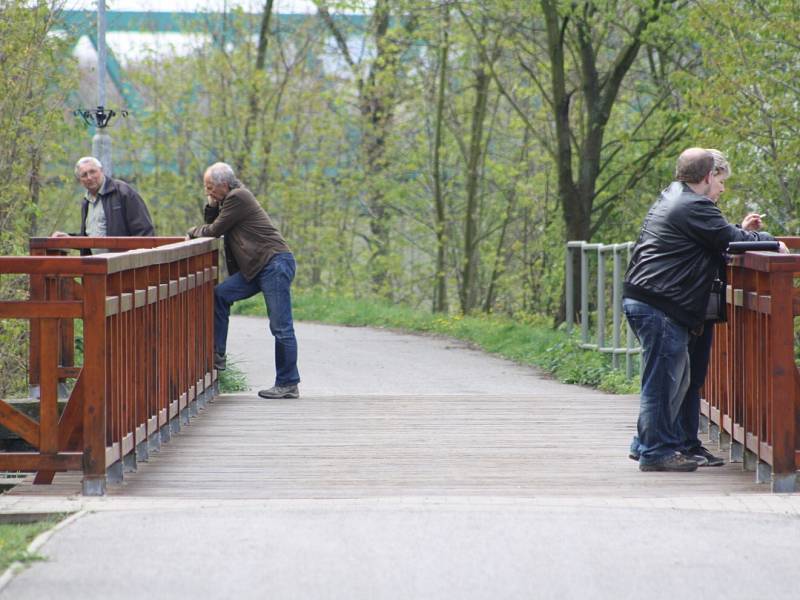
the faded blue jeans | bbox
[678,322,715,453]
[623,298,690,465]
[214,253,300,387]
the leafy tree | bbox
[459,0,688,317]
[315,0,420,296]
[0,0,78,395]
[680,0,800,233]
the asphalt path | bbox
[225,318,564,396]
[3,316,800,600]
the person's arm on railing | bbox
[740,212,789,253]
[187,192,247,239]
[689,201,781,252]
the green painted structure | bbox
[57,10,365,111]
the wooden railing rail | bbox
[28,237,186,393]
[0,237,219,495]
[704,236,800,492]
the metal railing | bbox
[565,240,640,377]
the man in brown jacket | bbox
[187,162,300,399]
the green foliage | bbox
[536,337,640,394]
[678,0,800,234]
[2,1,799,401]
[0,516,66,571]
[235,292,640,394]
[218,361,248,393]
[0,0,80,396]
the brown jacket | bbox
[188,187,290,282]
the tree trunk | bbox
[459,59,491,314]
[235,0,275,177]
[361,0,394,295]
[28,147,41,238]
[432,3,450,313]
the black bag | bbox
[705,279,725,322]
[727,241,780,253]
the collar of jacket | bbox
[84,176,111,202]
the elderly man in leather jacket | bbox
[622,147,787,472]
[187,162,300,400]
[53,157,155,245]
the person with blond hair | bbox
[672,149,735,467]
[623,148,786,472]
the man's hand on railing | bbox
[778,241,790,254]
[51,231,70,237]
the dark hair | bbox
[675,148,714,184]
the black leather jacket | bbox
[623,182,775,329]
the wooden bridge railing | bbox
[704,237,800,492]
[0,236,220,495]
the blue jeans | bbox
[678,323,714,452]
[623,299,690,464]
[214,253,300,387]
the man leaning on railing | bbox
[622,147,788,473]
[187,162,301,401]
[52,156,155,253]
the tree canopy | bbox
[2,0,799,328]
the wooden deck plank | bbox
[10,393,764,498]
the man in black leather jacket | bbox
[622,147,786,472]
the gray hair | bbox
[204,162,242,189]
[74,156,103,177]
[706,148,732,178]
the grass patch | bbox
[218,361,248,393]
[0,516,65,572]
[232,292,639,394]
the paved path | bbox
[227,317,554,396]
[2,316,799,599]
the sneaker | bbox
[258,384,299,399]
[214,352,227,371]
[639,452,699,472]
[685,446,725,467]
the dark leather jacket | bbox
[80,177,155,237]
[623,182,775,329]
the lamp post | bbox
[93,0,112,176]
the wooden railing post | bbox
[81,273,108,495]
[766,270,796,492]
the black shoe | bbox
[639,452,699,472]
[628,451,640,461]
[685,446,725,467]
[214,352,226,371]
